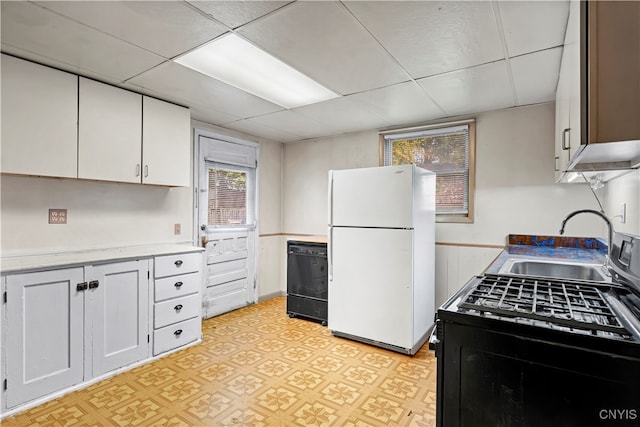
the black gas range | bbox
[432,232,640,427]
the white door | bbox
[86,260,149,377]
[328,227,414,349]
[330,165,414,228]
[196,133,258,318]
[5,268,84,408]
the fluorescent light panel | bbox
[175,34,339,109]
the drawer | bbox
[154,293,200,328]
[153,317,201,356]
[155,272,201,302]
[155,252,201,278]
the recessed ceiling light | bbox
[175,34,339,109]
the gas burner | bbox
[459,274,629,336]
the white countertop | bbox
[1,243,204,273]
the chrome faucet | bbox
[559,209,613,262]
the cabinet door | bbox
[142,97,191,187]
[0,54,78,178]
[5,268,84,409]
[78,78,142,183]
[85,260,149,377]
[566,0,583,162]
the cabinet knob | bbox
[174,281,183,288]
[76,282,88,291]
[174,304,183,311]
[174,329,183,336]
[174,260,183,267]
[88,280,99,289]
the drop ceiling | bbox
[1,1,569,143]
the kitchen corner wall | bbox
[282,103,605,306]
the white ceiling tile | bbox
[189,1,293,29]
[0,1,165,83]
[122,81,241,125]
[499,1,570,57]
[224,119,302,143]
[511,48,562,105]
[35,1,228,59]
[0,45,123,86]
[128,61,284,119]
[418,61,514,116]
[344,1,504,79]
[237,1,408,95]
[242,110,342,140]
[294,96,391,134]
[349,81,446,126]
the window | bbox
[206,162,256,227]
[382,121,475,223]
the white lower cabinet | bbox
[4,268,84,409]
[85,261,149,377]
[152,253,202,356]
[2,259,149,410]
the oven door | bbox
[436,316,640,427]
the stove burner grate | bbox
[459,274,629,335]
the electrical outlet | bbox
[49,209,67,224]
[174,223,181,235]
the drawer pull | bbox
[174,281,183,288]
[174,260,183,267]
[174,329,183,336]
[174,304,183,311]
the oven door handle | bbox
[428,320,441,355]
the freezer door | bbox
[329,165,414,228]
[328,227,413,349]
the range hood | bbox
[570,139,640,171]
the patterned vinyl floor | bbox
[3,297,437,426]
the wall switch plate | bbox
[174,224,181,235]
[49,209,67,224]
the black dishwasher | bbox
[286,240,328,325]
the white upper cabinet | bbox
[1,55,191,187]
[142,97,191,187]
[78,78,142,183]
[554,0,580,177]
[1,54,78,178]
[555,0,640,179]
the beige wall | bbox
[0,175,193,255]
[604,169,640,236]
[282,103,605,304]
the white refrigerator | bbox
[327,164,436,355]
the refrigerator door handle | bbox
[328,226,333,281]
[328,171,334,226]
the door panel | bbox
[330,165,414,228]
[5,268,84,408]
[86,260,149,377]
[197,134,258,319]
[328,227,414,349]
[202,231,252,318]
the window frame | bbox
[379,120,476,224]
[205,160,257,229]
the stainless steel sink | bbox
[499,259,609,282]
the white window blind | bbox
[383,123,472,216]
[207,162,256,227]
